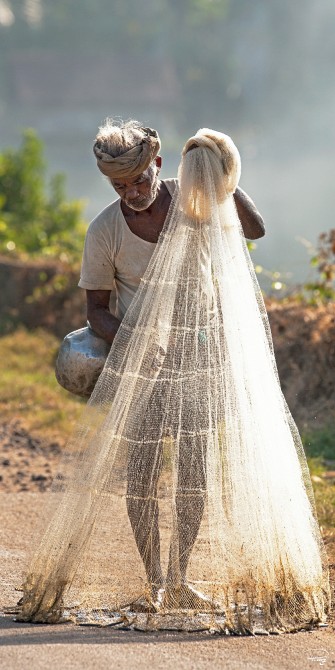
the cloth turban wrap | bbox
[93,127,161,179]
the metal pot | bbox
[55,324,111,397]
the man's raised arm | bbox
[233,186,265,240]
[86,290,121,345]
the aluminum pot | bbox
[55,324,111,397]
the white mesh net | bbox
[17,130,329,633]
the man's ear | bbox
[155,155,162,170]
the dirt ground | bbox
[0,420,61,493]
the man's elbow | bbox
[249,215,265,240]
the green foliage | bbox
[302,230,335,305]
[302,425,335,462]
[0,129,86,262]
[312,474,335,531]
[251,231,335,304]
[303,425,335,531]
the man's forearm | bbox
[88,307,121,345]
[233,187,265,240]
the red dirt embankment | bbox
[267,301,335,429]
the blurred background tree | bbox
[0,128,86,261]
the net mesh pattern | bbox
[17,135,329,633]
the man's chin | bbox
[125,181,159,212]
[125,201,152,212]
[125,197,156,212]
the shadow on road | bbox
[0,615,218,646]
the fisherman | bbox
[78,118,265,610]
[19,125,328,631]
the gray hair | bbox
[95,118,148,158]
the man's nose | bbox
[126,186,140,199]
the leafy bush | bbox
[252,230,335,304]
[302,425,335,462]
[302,230,335,304]
[0,129,86,263]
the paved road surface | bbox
[1,616,334,670]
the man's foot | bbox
[163,583,217,611]
[122,585,165,613]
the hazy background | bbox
[1,0,334,285]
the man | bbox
[79,118,265,611]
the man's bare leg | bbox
[126,438,164,608]
[126,493,164,588]
[170,491,206,581]
[165,434,208,609]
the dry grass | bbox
[0,328,84,443]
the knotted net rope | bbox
[17,129,329,633]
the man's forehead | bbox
[112,168,151,187]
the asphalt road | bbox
[0,616,334,670]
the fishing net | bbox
[17,129,329,633]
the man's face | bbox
[111,163,159,211]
